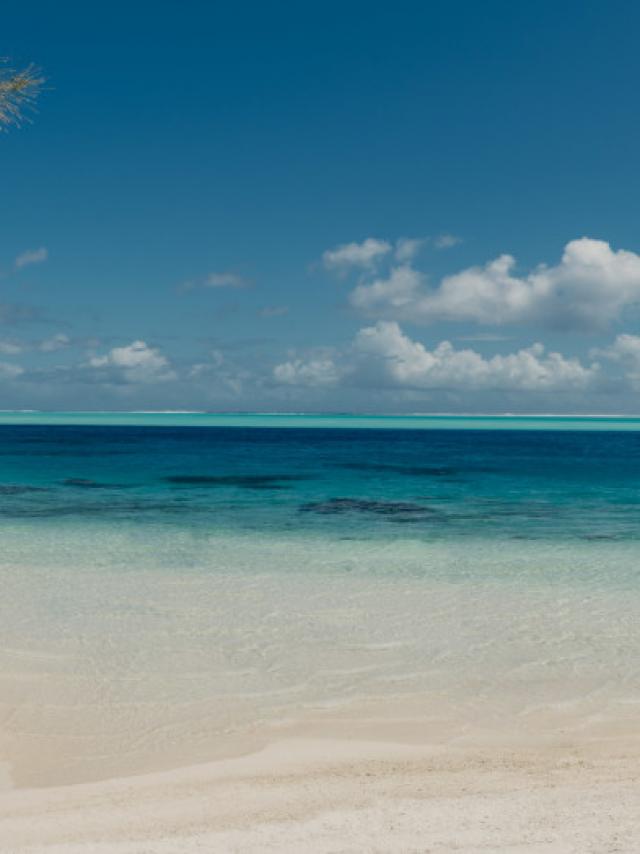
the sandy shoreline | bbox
[2,717,640,853]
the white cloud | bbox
[323,234,460,273]
[322,238,391,272]
[204,272,248,289]
[0,334,71,356]
[353,322,597,391]
[395,237,426,263]
[14,247,48,270]
[273,322,598,393]
[88,341,176,383]
[273,357,342,387]
[39,333,70,352]
[351,264,424,312]
[179,271,249,292]
[595,333,640,389]
[349,238,640,330]
[434,233,462,249]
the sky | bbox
[3,0,640,413]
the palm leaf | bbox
[0,61,45,130]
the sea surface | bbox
[1,415,639,786]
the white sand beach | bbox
[2,737,640,853]
[2,699,640,853]
[2,532,640,851]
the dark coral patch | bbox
[164,474,309,489]
[62,478,132,489]
[299,497,435,516]
[0,484,50,495]
[339,462,458,476]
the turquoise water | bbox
[0,420,639,543]
[2,411,640,430]
[1,418,639,786]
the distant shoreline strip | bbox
[1,412,640,431]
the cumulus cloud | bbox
[322,238,392,272]
[14,247,48,270]
[351,264,424,313]
[595,333,640,389]
[353,322,597,391]
[348,238,640,330]
[273,322,598,393]
[323,234,461,273]
[88,341,176,384]
[273,356,342,387]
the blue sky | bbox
[3,0,640,412]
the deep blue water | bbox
[0,425,639,542]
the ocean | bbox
[1,414,639,787]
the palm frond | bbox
[0,61,45,130]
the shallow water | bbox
[1,422,639,786]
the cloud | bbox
[395,238,426,263]
[0,361,23,379]
[88,340,176,384]
[14,247,48,270]
[179,271,249,292]
[595,333,640,389]
[0,339,23,355]
[353,322,597,391]
[351,264,424,312]
[348,238,640,330]
[273,322,598,392]
[273,356,342,387]
[322,238,392,272]
[322,233,461,278]
[434,233,462,249]
[39,333,71,352]
[188,348,253,395]
[204,272,248,289]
